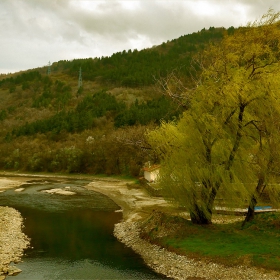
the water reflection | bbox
[22,208,122,261]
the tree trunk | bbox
[189,181,220,225]
[190,204,212,225]
[242,195,257,226]
[206,182,220,217]
[242,177,265,227]
[225,104,245,171]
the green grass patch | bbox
[156,212,280,270]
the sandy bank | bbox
[86,179,170,222]
[0,177,27,192]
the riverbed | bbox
[0,176,167,279]
[1,174,280,280]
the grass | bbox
[153,212,280,271]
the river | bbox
[0,178,167,279]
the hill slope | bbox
[0,26,232,175]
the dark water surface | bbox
[0,178,167,279]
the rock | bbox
[41,188,76,195]
[7,266,22,276]
[14,188,25,192]
[1,268,7,274]
[55,190,76,195]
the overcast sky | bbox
[1,0,280,74]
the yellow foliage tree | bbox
[148,9,280,224]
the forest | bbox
[0,26,230,176]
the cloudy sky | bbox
[1,0,280,74]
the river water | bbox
[0,178,167,279]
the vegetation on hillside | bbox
[0,26,228,176]
[53,26,227,87]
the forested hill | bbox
[0,26,233,175]
[53,26,228,87]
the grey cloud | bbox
[1,0,280,73]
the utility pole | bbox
[78,67,82,88]
[47,61,51,75]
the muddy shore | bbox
[0,174,280,280]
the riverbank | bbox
[0,207,30,279]
[0,177,31,279]
[1,173,280,279]
[86,180,280,280]
[114,220,280,280]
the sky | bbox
[1,0,280,74]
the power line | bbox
[47,61,51,75]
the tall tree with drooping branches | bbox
[148,9,280,224]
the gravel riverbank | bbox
[114,220,280,280]
[0,206,30,279]
[86,180,280,280]
[1,175,279,280]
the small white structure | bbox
[143,164,160,182]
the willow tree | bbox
[148,10,280,224]
[242,106,280,225]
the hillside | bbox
[0,26,233,176]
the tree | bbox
[242,106,280,225]
[148,9,280,224]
